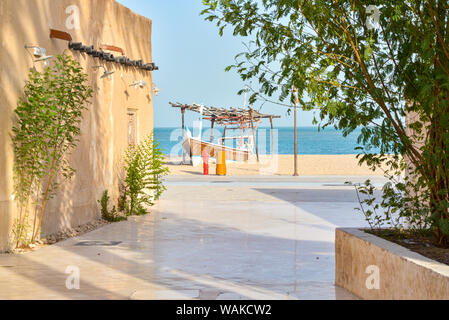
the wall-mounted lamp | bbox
[129,80,147,88]
[34,55,54,62]
[93,65,115,79]
[153,85,160,96]
[25,45,53,65]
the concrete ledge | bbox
[335,228,449,300]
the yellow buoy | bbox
[216,150,227,176]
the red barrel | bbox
[202,150,209,175]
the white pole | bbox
[198,105,204,140]
[293,87,299,177]
[243,86,248,109]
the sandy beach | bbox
[165,154,390,176]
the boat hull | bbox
[183,138,249,162]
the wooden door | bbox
[128,110,138,146]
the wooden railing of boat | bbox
[184,138,249,162]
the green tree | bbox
[202,0,449,245]
[13,54,92,245]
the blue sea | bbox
[154,127,379,155]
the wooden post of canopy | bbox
[181,106,187,164]
[240,118,245,149]
[247,122,251,150]
[210,117,215,143]
[222,124,227,146]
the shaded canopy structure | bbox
[170,102,281,161]
[169,102,280,125]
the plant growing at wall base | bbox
[11,218,32,249]
[98,190,127,222]
[122,134,169,216]
[117,182,128,213]
[12,53,92,246]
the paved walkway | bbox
[0,176,382,300]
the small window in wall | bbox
[128,109,138,146]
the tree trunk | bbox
[31,172,55,243]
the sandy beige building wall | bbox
[0,0,155,251]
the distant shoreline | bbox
[154,126,322,129]
[164,154,392,176]
[154,127,380,155]
[154,126,378,129]
[163,153,363,156]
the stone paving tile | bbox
[0,181,368,300]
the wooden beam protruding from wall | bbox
[50,29,72,42]
[100,44,125,56]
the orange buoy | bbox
[216,150,227,176]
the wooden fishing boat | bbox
[170,102,280,165]
[183,137,250,162]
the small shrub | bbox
[98,190,127,222]
[11,218,32,248]
[117,182,128,213]
[351,179,431,234]
[122,134,169,216]
[135,204,148,216]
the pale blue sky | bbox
[117,0,316,128]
